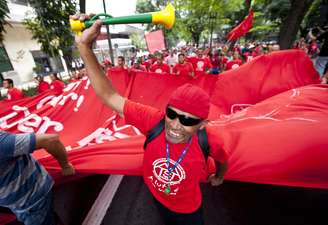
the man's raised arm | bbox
[71,15,125,117]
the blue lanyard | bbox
[166,138,192,175]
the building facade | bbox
[1,0,66,87]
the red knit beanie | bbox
[168,83,210,119]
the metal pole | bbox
[79,0,86,13]
[209,13,216,50]
[103,0,115,65]
[209,20,213,49]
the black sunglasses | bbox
[166,107,202,126]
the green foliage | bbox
[175,0,234,45]
[0,0,10,42]
[262,0,291,24]
[136,0,157,31]
[136,0,239,46]
[23,0,77,58]
[135,0,317,47]
[22,86,38,97]
[33,62,43,75]
[303,0,322,28]
[136,0,180,47]
[130,33,146,49]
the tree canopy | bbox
[0,0,10,43]
[23,0,77,71]
[136,0,319,49]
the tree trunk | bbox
[79,0,86,13]
[193,33,200,47]
[278,0,314,49]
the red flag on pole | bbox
[144,30,166,54]
[227,10,254,41]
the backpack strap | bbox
[197,128,210,160]
[143,118,165,150]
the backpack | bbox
[143,118,210,160]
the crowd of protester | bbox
[1,34,328,102]
[100,42,283,77]
[99,35,328,84]
[0,69,85,101]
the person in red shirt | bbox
[148,54,157,65]
[109,56,130,75]
[73,15,228,225]
[172,53,194,78]
[50,73,65,95]
[191,49,212,73]
[35,75,50,94]
[113,56,129,71]
[150,53,170,74]
[131,58,147,71]
[219,52,229,71]
[210,50,220,74]
[225,51,243,71]
[3,79,24,101]
[140,56,151,71]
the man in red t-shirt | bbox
[219,52,229,71]
[36,76,50,94]
[3,79,24,101]
[150,53,170,74]
[172,53,194,78]
[225,51,243,71]
[131,59,147,72]
[50,73,65,95]
[140,56,151,71]
[73,15,228,225]
[190,49,212,73]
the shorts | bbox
[153,197,204,225]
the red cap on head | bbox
[168,84,210,119]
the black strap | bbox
[143,118,209,160]
[143,118,165,149]
[197,128,210,159]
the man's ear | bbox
[199,120,209,130]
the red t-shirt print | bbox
[123,100,227,213]
[7,88,24,101]
[50,80,65,95]
[38,81,50,93]
[225,59,243,71]
[150,63,170,74]
[190,58,212,72]
[172,63,194,77]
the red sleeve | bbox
[187,62,194,72]
[206,126,228,163]
[52,80,65,94]
[123,99,165,135]
[38,82,50,93]
[206,58,213,69]
[172,64,178,74]
[149,64,156,72]
[8,88,24,101]
[226,61,233,70]
[164,64,170,73]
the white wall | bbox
[3,23,41,84]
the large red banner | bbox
[1,50,327,189]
